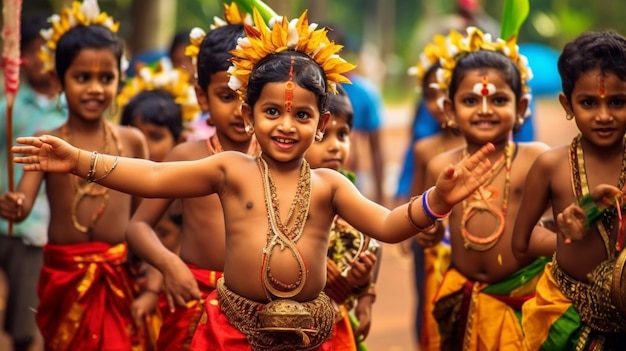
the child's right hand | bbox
[131,290,159,328]
[162,256,201,312]
[12,135,79,173]
[557,184,624,244]
[0,192,25,221]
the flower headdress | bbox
[39,0,119,73]
[228,8,356,95]
[407,33,448,89]
[184,2,252,79]
[433,26,533,96]
[117,59,200,123]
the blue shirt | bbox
[0,84,67,245]
[342,75,383,132]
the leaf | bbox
[226,0,277,25]
[500,0,530,41]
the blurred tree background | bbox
[15,0,626,101]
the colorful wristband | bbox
[422,187,451,221]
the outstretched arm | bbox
[337,143,498,243]
[13,135,225,199]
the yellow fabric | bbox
[420,243,450,351]
[435,268,524,351]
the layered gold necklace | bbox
[62,121,123,237]
[257,156,311,299]
[460,141,515,251]
[569,134,626,257]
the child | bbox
[421,27,551,350]
[304,84,381,350]
[0,12,67,351]
[513,31,626,350]
[404,33,466,351]
[124,8,260,350]
[12,10,500,351]
[0,1,152,350]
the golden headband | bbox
[184,2,251,79]
[117,59,200,123]
[227,8,355,95]
[433,27,533,95]
[39,0,119,73]
[407,33,448,88]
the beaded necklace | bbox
[460,141,515,251]
[257,156,311,299]
[569,134,626,257]
[62,121,123,238]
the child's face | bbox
[560,69,626,148]
[202,71,250,146]
[170,44,194,82]
[445,68,524,145]
[21,37,49,89]
[62,48,119,122]
[423,71,446,125]
[130,116,177,162]
[244,81,328,163]
[305,114,351,171]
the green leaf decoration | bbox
[500,0,530,41]
[339,169,357,185]
[225,0,277,24]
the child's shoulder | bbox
[111,123,148,157]
[516,141,551,158]
[166,139,212,161]
[413,134,442,154]
[428,145,464,168]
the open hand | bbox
[12,135,79,173]
[432,143,496,210]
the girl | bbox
[305,84,381,351]
[12,10,499,351]
[421,27,551,350]
[0,1,153,350]
[514,31,626,350]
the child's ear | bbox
[194,83,210,112]
[442,97,456,122]
[241,102,253,126]
[516,95,530,118]
[558,93,574,116]
[318,111,330,132]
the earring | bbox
[314,130,324,141]
[517,115,525,127]
[565,113,574,121]
[445,119,458,130]
[245,124,254,135]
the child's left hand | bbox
[131,290,159,328]
[353,293,375,341]
[12,135,79,173]
[346,251,376,288]
[432,143,497,213]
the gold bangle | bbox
[92,156,119,183]
[86,151,98,182]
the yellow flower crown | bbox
[117,59,200,123]
[433,27,533,96]
[407,33,448,89]
[184,2,252,79]
[228,8,356,95]
[39,0,119,73]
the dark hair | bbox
[246,50,328,113]
[422,62,441,92]
[55,25,123,87]
[197,24,244,91]
[120,90,183,140]
[558,31,626,100]
[448,50,523,102]
[169,29,190,59]
[21,13,49,50]
[327,84,353,128]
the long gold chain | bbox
[62,121,123,236]
[258,156,311,299]
[460,141,515,251]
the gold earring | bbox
[245,124,254,135]
[445,119,458,129]
[565,113,574,120]
[315,130,324,141]
[517,115,525,126]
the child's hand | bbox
[162,256,201,312]
[346,251,376,288]
[0,192,25,221]
[12,135,79,173]
[131,290,159,328]
[353,293,375,341]
[415,225,443,248]
[432,143,496,212]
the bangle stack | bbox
[422,186,451,222]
